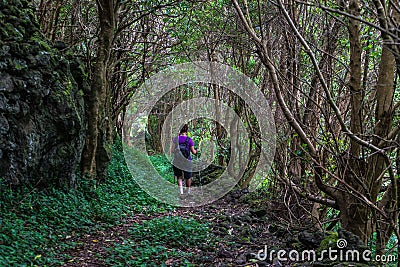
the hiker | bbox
[172,124,198,195]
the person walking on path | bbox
[172,124,198,195]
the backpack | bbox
[175,136,190,159]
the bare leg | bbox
[186,178,191,194]
[178,176,184,194]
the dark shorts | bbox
[172,165,193,179]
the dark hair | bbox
[179,124,189,134]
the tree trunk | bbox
[96,92,115,181]
[369,45,396,252]
[81,0,115,180]
[348,0,363,158]
[336,0,371,242]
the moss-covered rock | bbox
[294,229,376,267]
[0,0,86,188]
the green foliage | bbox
[0,186,95,266]
[162,0,231,64]
[106,216,213,266]
[318,231,338,252]
[130,216,209,247]
[149,154,175,183]
[105,242,192,267]
[0,141,173,266]
[368,232,398,265]
[29,32,52,51]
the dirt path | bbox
[60,192,289,266]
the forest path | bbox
[60,190,290,266]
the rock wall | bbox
[0,0,86,187]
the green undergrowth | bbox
[149,154,175,183]
[0,139,174,266]
[106,216,216,266]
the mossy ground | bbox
[0,142,173,266]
